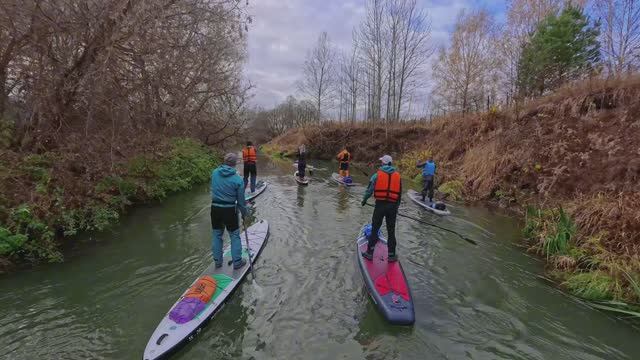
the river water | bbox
[1,156,638,360]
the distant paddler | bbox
[242,141,258,193]
[296,144,307,179]
[416,155,437,204]
[336,146,352,181]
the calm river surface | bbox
[1,156,638,360]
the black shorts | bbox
[210,206,239,232]
[340,162,349,171]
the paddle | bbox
[351,162,371,177]
[361,201,478,246]
[243,216,257,279]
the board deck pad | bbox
[294,171,309,185]
[143,220,269,360]
[331,173,357,187]
[245,180,267,201]
[407,189,451,216]
[356,226,415,325]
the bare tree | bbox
[358,0,386,121]
[1,0,251,149]
[355,0,432,122]
[0,1,37,117]
[339,36,361,122]
[506,0,564,43]
[594,0,640,75]
[431,10,497,115]
[253,96,317,137]
[299,32,336,121]
[392,0,432,120]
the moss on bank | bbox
[0,138,219,269]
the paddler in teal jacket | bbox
[210,153,248,269]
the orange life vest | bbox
[337,150,351,163]
[242,146,257,163]
[184,275,217,303]
[374,170,401,202]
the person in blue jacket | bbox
[210,153,248,269]
[417,155,436,203]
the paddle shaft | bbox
[351,162,370,177]
[243,219,256,279]
[362,202,478,246]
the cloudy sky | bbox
[245,0,507,110]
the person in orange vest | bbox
[336,147,352,178]
[361,154,402,262]
[242,141,258,193]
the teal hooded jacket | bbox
[210,164,248,217]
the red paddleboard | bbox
[356,226,415,325]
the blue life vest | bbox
[423,161,436,176]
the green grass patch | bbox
[524,206,576,258]
[563,271,621,301]
[261,144,283,157]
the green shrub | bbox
[139,138,218,200]
[127,154,160,178]
[1,137,219,266]
[438,180,464,201]
[20,154,52,184]
[0,227,27,256]
[89,206,119,231]
[397,149,432,179]
[5,205,61,262]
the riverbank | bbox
[264,76,640,314]
[0,135,219,273]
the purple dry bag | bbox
[169,297,206,324]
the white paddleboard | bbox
[407,190,451,216]
[143,220,270,360]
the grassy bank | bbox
[0,137,219,272]
[265,77,640,315]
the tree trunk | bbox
[0,68,6,117]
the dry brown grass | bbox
[266,76,640,261]
[569,192,640,256]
